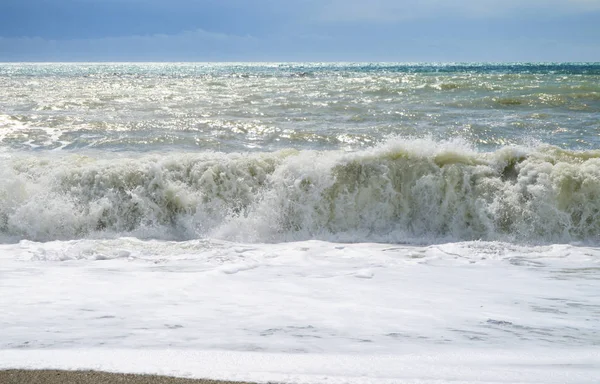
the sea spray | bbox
[1,138,598,244]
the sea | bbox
[0,63,599,383]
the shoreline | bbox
[0,370,259,384]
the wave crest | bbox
[1,139,599,244]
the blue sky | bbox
[1,0,599,62]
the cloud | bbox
[2,26,599,62]
[0,1,598,62]
[0,29,259,61]
[316,0,600,22]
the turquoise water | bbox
[0,63,599,243]
[1,62,599,152]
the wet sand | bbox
[0,370,259,384]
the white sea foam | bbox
[2,348,599,384]
[0,238,599,382]
[0,138,598,244]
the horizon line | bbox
[1,61,600,65]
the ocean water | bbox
[1,63,599,383]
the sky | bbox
[1,0,599,62]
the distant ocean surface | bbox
[1,63,599,383]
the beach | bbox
[0,370,253,384]
[0,63,599,383]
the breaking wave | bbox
[1,138,599,244]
